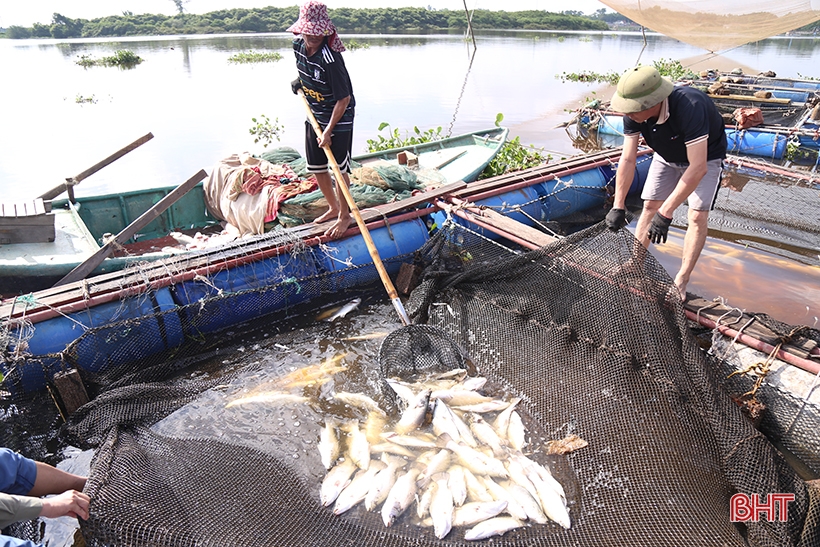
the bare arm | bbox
[317,95,351,148]
[657,139,708,218]
[612,134,640,210]
[28,462,86,497]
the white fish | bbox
[431,399,462,443]
[447,465,468,506]
[341,331,388,341]
[462,466,494,503]
[492,397,520,439]
[418,449,451,487]
[468,412,507,456]
[441,434,508,478]
[458,376,488,392]
[319,418,341,470]
[507,410,527,451]
[381,468,421,527]
[364,410,388,445]
[512,454,570,529]
[432,389,494,407]
[385,379,417,409]
[416,481,436,519]
[394,388,431,435]
[518,453,566,503]
[369,442,417,459]
[503,481,548,524]
[341,421,370,470]
[452,500,508,527]
[224,392,309,408]
[365,456,404,511]
[316,298,361,321]
[463,516,525,541]
[381,431,438,449]
[333,462,385,515]
[504,457,541,508]
[481,476,529,521]
[435,368,468,380]
[430,473,454,539]
[334,392,386,416]
[320,459,358,506]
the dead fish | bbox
[463,516,525,541]
[431,389,494,407]
[452,399,510,413]
[363,410,388,445]
[225,392,309,408]
[334,391,386,416]
[452,499,508,527]
[544,433,589,455]
[319,417,341,470]
[461,466,494,503]
[365,456,404,511]
[481,476,528,521]
[468,412,507,456]
[417,449,451,488]
[341,421,370,471]
[316,298,362,321]
[394,388,431,435]
[341,331,389,341]
[512,453,570,529]
[429,473,454,539]
[381,468,420,527]
[492,397,520,438]
[416,481,436,519]
[503,481,547,524]
[320,459,358,506]
[440,434,507,478]
[447,465,467,506]
[369,442,417,459]
[507,411,527,451]
[380,431,438,449]
[333,462,385,515]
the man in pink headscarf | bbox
[289,1,356,239]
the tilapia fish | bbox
[315,368,574,539]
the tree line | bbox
[3,6,613,39]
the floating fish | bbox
[481,477,528,522]
[507,411,527,451]
[430,473,454,539]
[381,468,420,527]
[316,298,362,321]
[341,420,370,471]
[341,331,389,341]
[394,388,431,435]
[447,465,468,507]
[333,462,385,515]
[418,449,451,487]
[468,412,507,456]
[452,500,508,527]
[463,516,525,541]
[320,459,358,507]
[365,456,404,511]
[334,392,386,416]
[319,418,341,470]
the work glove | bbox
[605,208,627,231]
[291,78,302,95]
[647,212,673,244]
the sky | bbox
[0,0,609,28]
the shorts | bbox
[304,121,353,174]
[641,155,724,211]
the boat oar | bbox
[38,133,155,202]
[297,90,410,326]
[53,169,207,287]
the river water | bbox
[1,30,819,323]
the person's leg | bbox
[312,171,341,224]
[304,121,342,225]
[674,208,709,300]
[321,131,353,239]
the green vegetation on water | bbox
[557,58,699,85]
[249,115,284,149]
[365,123,445,152]
[228,51,283,64]
[76,50,143,68]
[4,7,610,39]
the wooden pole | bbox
[38,132,155,201]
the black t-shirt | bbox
[623,86,727,163]
[293,37,355,132]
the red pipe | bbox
[685,309,820,376]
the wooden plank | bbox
[461,204,557,248]
[53,169,207,287]
[33,198,46,215]
[709,93,791,104]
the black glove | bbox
[291,79,302,95]
[647,212,673,244]
[605,208,627,231]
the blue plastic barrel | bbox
[769,90,810,102]
[170,250,322,335]
[597,115,624,136]
[599,153,652,196]
[532,166,608,220]
[725,129,788,159]
[319,218,429,291]
[11,288,183,392]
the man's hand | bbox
[39,490,90,521]
[605,208,627,231]
[291,79,302,95]
[647,212,673,244]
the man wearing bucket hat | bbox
[605,65,726,301]
[288,1,355,239]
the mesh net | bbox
[599,0,820,52]
[3,215,818,546]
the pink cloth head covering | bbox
[287,1,346,52]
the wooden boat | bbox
[0,148,648,395]
[0,127,509,295]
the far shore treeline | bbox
[2,7,623,39]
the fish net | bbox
[599,0,820,52]
[2,218,819,547]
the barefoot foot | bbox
[314,208,338,224]
[324,215,352,240]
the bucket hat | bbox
[610,66,674,114]
[287,1,345,52]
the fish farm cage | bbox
[1,215,819,547]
